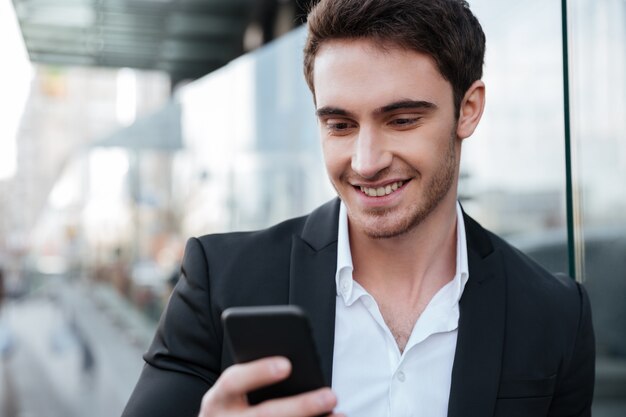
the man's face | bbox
[313,39,462,239]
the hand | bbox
[199,356,345,417]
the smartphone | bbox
[221,305,327,405]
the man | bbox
[122,0,595,416]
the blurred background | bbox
[0,0,624,416]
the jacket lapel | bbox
[289,199,340,386]
[448,213,507,417]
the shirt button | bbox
[397,371,406,382]
[340,279,349,293]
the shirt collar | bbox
[336,202,355,302]
[455,201,470,303]
[335,201,469,304]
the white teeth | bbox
[359,181,404,197]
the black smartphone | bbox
[221,305,327,405]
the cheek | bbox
[322,139,349,174]
[396,137,452,175]
[413,124,455,156]
[322,146,339,181]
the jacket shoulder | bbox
[194,198,340,260]
[196,214,308,257]
[487,228,579,296]
[478,222,588,355]
[464,212,583,321]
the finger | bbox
[250,387,337,417]
[213,356,291,402]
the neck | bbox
[349,196,459,297]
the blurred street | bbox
[0,277,155,417]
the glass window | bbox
[568,0,626,414]
[461,1,569,274]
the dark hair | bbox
[303,0,486,115]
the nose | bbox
[351,126,392,179]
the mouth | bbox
[356,180,408,197]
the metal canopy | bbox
[12,0,262,82]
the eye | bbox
[324,119,357,135]
[389,115,421,129]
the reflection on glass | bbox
[176,27,333,236]
[569,0,626,414]
[461,0,569,274]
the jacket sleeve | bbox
[121,237,223,417]
[548,283,596,417]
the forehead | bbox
[312,39,453,112]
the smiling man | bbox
[122,1,595,417]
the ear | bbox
[456,80,485,140]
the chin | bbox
[353,210,424,240]
[364,227,412,240]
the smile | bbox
[358,181,405,197]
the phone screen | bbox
[221,305,327,405]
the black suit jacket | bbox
[122,199,595,417]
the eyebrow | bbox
[315,106,354,118]
[315,99,437,118]
[377,100,437,114]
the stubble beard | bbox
[339,132,458,240]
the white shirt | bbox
[331,201,469,417]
